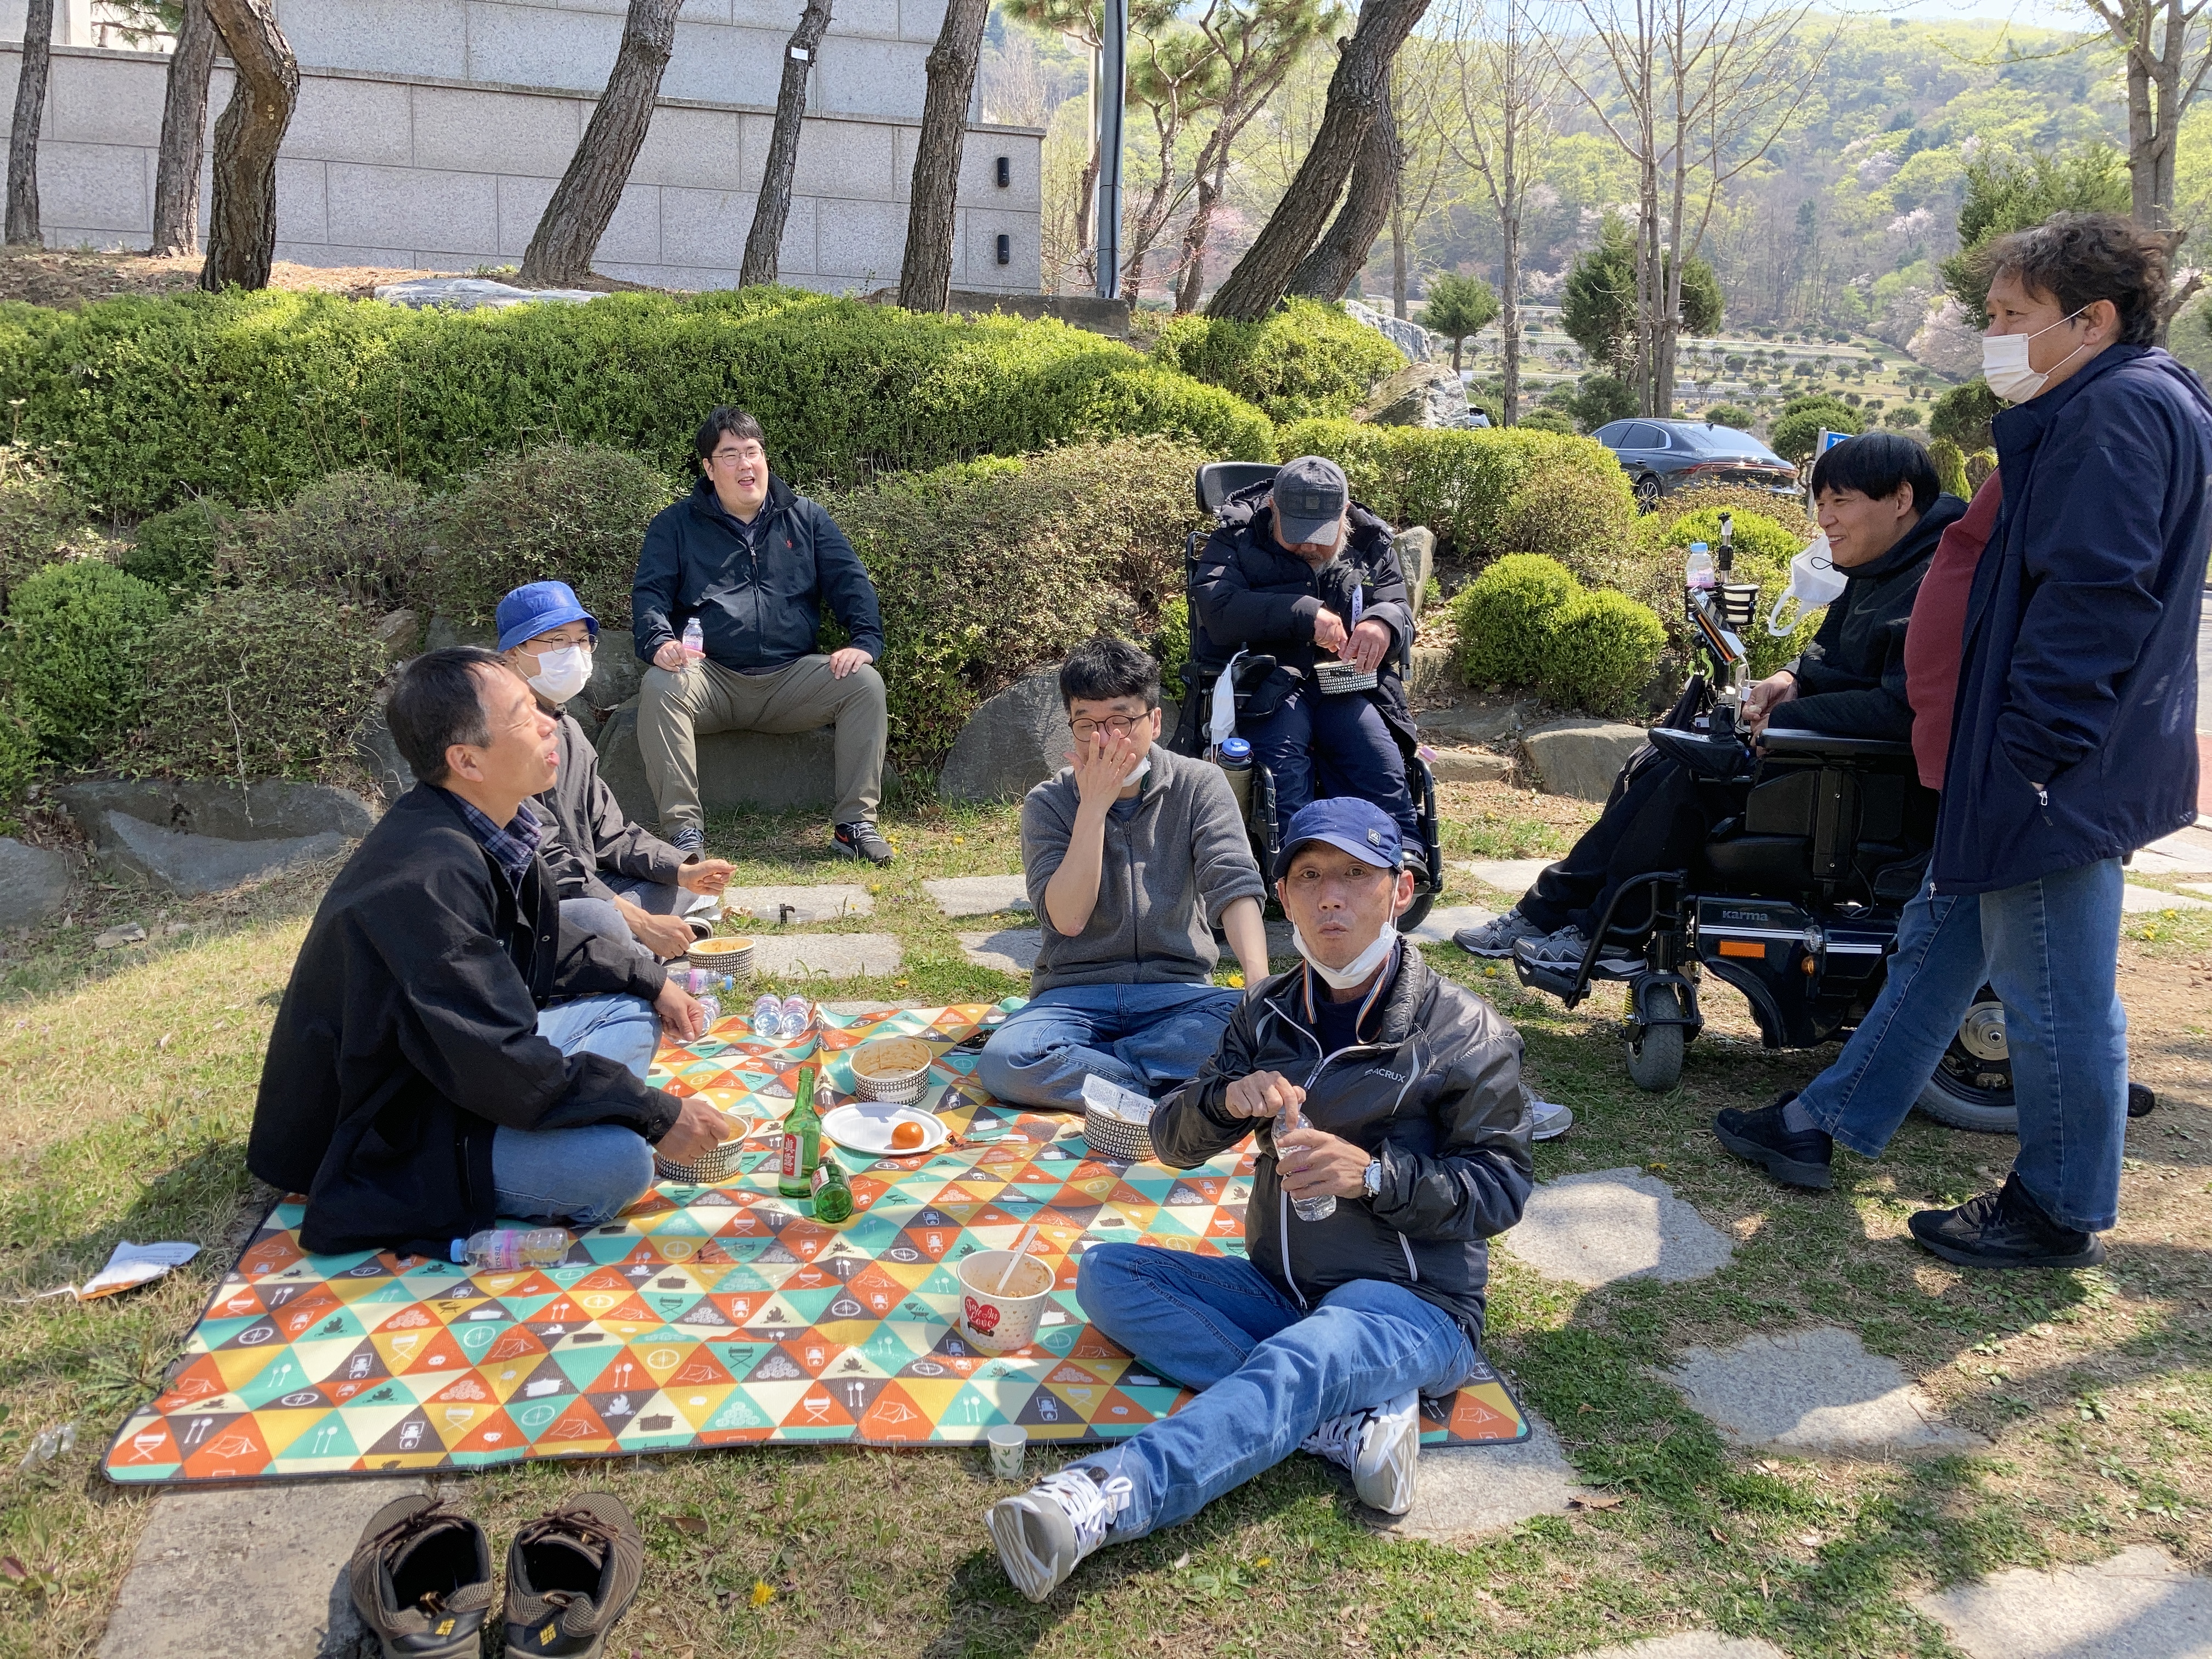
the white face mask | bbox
[1767,535,1849,636]
[1122,754,1151,788]
[1293,919,1400,991]
[1982,307,2088,403]
[526,644,594,703]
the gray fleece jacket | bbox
[530,709,692,905]
[1020,744,1268,992]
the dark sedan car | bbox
[1592,418,1800,511]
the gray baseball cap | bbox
[1271,455,1347,546]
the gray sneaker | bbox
[1453,908,1549,957]
[1530,1096,1574,1141]
[1516,924,1592,967]
[986,1465,1135,1602]
[1301,1389,1421,1514]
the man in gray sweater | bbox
[975,636,1272,1112]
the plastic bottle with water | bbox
[1685,541,1717,591]
[752,993,786,1039]
[680,616,705,666]
[456,1227,571,1270]
[1278,1102,1337,1221]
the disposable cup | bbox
[986,1423,1026,1480]
[955,1249,1054,1355]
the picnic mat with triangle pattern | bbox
[104,1002,1527,1484]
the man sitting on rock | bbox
[632,405,894,866]
[248,647,731,1256]
[1192,455,1423,858]
[974,635,1271,1114]
[497,579,735,963]
[986,797,1533,1601]
[1455,432,1963,970]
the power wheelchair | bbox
[1164,460,1447,935]
[1511,520,2019,1131]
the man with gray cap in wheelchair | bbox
[1191,455,1424,868]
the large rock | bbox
[1360,362,1473,428]
[936,670,1074,804]
[57,780,377,896]
[1521,717,1646,802]
[353,696,415,805]
[592,702,878,823]
[374,276,597,311]
[1342,299,1438,363]
[0,836,69,928]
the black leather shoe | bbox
[1712,1091,1833,1189]
[1908,1172,2107,1269]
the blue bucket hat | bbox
[495,580,598,652]
[1274,797,1403,881]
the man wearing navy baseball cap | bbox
[494,581,735,964]
[986,797,1534,1601]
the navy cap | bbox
[1274,797,1403,880]
[495,580,599,652]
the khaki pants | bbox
[636,654,888,834]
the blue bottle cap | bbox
[1220,737,1251,760]
[1689,542,1709,554]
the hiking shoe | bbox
[1516,926,1640,975]
[667,825,705,856]
[348,1496,495,1659]
[833,820,894,866]
[1908,1172,2107,1270]
[986,1465,1135,1603]
[1713,1092,1833,1189]
[1453,908,1548,957]
[501,1493,645,1658]
[1301,1389,1421,1514]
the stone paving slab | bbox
[959,928,1042,976]
[1428,747,1515,784]
[2122,884,2212,913]
[1663,1327,1982,1455]
[1457,857,1553,893]
[922,874,1033,917]
[2183,881,2212,899]
[1503,1168,1734,1286]
[1374,1407,1591,1543]
[749,933,903,979]
[1911,1545,2212,1658]
[721,884,874,924]
[1574,1637,1788,1659]
[1406,903,1494,945]
[99,1477,425,1658]
[2138,824,2212,873]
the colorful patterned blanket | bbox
[105,1003,1527,1484]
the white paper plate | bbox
[820,1102,948,1156]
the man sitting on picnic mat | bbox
[986,797,1535,1601]
[974,634,1273,1114]
[247,647,732,1258]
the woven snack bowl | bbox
[654,1127,751,1184]
[848,1036,933,1105]
[685,935,754,977]
[1313,659,1379,696]
[1082,1092,1156,1163]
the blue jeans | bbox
[561,897,658,970]
[1799,857,2129,1232]
[602,872,720,924]
[1243,681,1419,846]
[492,993,662,1226]
[1064,1243,1476,1538]
[973,982,1244,1111]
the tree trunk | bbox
[1206,0,1428,320]
[1390,188,1407,319]
[1174,166,1223,311]
[5,0,53,247]
[151,0,218,257]
[518,0,682,287]
[741,0,834,285]
[199,0,298,290]
[1286,86,1402,300]
[898,0,990,310]
[1500,207,1520,424]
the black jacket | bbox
[631,475,885,670]
[1774,493,1963,740]
[1150,946,1534,1345]
[531,709,690,905]
[247,786,680,1257]
[1192,482,1419,749]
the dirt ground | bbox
[0,246,661,309]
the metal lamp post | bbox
[1095,0,1126,301]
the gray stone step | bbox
[1575,1638,1787,1659]
[721,884,874,924]
[750,933,903,979]
[924,874,1032,917]
[1662,1326,1982,1454]
[1373,1406,1592,1544]
[1521,718,1646,802]
[2122,883,2212,913]
[1911,1544,2212,1658]
[958,928,1040,976]
[1427,747,1513,784]
[1457,857,1553,893]
[1502,1168,1734,1288]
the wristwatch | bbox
[1362,1158,1383,1200]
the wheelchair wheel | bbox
[1624,984,1685,1091]
[1396,890,1436,934]
[1914,986,2017,1135]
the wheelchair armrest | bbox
[1758,730,1915,763]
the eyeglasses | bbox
[1069,715,1147,741]
[708,447,759,464]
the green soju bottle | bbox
[813,1148,854,1225]
[778,1062,823,1200]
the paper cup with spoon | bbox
[956,1223,1052,1355]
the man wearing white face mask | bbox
[495,583,734,964]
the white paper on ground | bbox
[78,1240,201,1300]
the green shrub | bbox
[122,499,233,595]
[1928,437,1969,498]
[1636,504,1803,567]
[1641,483,1812,541]
[1769,399,1863,463]
[0,687,40,811]
[0,445,88,608]
[828,436,1208,766]
[1537,588,1667,718]
[1500,464,1637,580]
[1965,448,1996,490]
[432,442,677,630]
[1705,404,1755,430]
[1447,554,1580,688]
[4,561,169,764]
[0,287,1273,515]
[1633,504,1816,675]
[132,586,389,781]
[1149,298,1403,424]
[1515,409,1578,435]
[1929,381,1999,454]
[221,470,432,612]
[1153,595,1193,699]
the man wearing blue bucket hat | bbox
[495,581,734,963]
[986,797,1534,1601]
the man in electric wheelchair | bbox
[1455,432,1965,971]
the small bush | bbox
[0,445,88,608]
[1150,299,1403,424]
[221,470,432,612]
[133,586,390,781]
[122,499,233,595]
[1965,449,1996,490]
[1154,595,1193,699]
[1929,380,2000,453]
[0,688,40,810]
[4,561,170,764]
[1637,504,1803,567]
[1538,588,1668,718]
[432,442,677,630]
[1633,505,1816,675]
[1705,404,1755,430]
[1500,464,1637,581]
[1769,399,1863,463]
[1515,409,1578,435]
[1928,437,1969,497]
[1448,554,1580,688]
[1641,483,1812,542]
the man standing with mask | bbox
[1715,213,2209,1268]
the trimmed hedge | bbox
[0,287,1274,515]
[1538,589,1668,718]
[4,561,169,765]
[1148,300,1404,424]
[1449,554,1579,688]
[219,469,432,613]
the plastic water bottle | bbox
[695,992,721,1029]
[680,617,705,660]
[1279,1104,1337,1221]
[456,1228,571,1271]
[752,994,785,1039]
[780,995,811,1036]
[1685,541,1717,591]
[685,967,710,997]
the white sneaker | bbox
[1531,1097,1574,1141]
[985,1466,1135,1603]
[1301,1390,1421,1514]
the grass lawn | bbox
[0,780,2204,1658]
